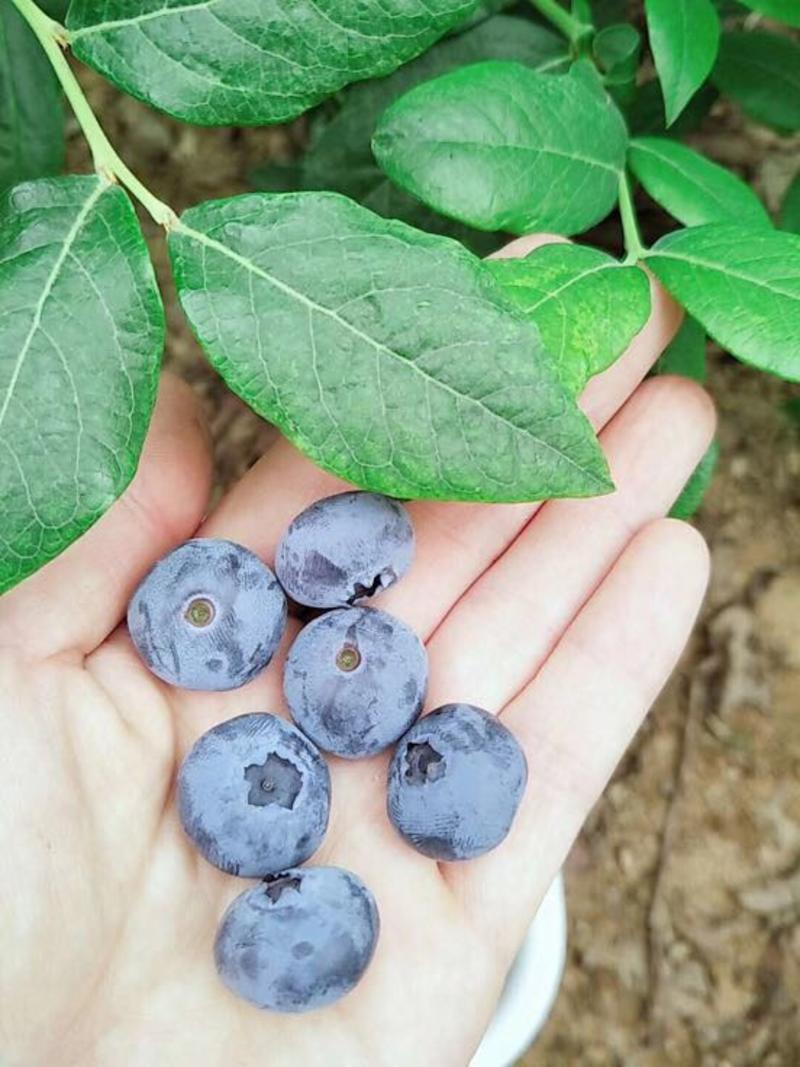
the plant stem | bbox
[527,0,591,45]
[9,0,177,228]
[618,171,646,264]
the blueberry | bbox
[127,539,287,691]
[178,713,330,877]
[387,704,528,861]
[214,866,380,1013]
[284,607,428,759]
[275,491,414,609]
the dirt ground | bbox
[69,60,800,1067]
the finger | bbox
[487,233,568,259]
[450,519,710,954]
[424,376,715,711]
[0,375,213,659]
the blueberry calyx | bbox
[244,754,302,810]
[404,741,445,785]
[349,567,395,603]
[263,873,302,903]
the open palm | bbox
[0,238,714,1067]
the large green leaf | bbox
[646,223,800,382]
[670,440,719,520]
[169,192,612,502]
[372,62,628,235]
[654,315,707,382]
[781,172,800,233]
[644,0,720,126]
[67,0,480,126]
[628,137,770,227]
[0,4,64,190]
[713,31,800,131]
[294,16,568,248]
[488,244,651,394]
[0,176,163,593]
[738,0,800,26]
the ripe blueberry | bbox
[387,703,528,861]
[284,607,428,759]
[127,538,287,691]
[214,866,380,1012]
[275,491,414,608]
[178,713,330,877]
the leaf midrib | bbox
[175,218,609,488]
[68,0,459,45]
[69,0,221,40]
[409,138,620,174]
[0,178,105,435]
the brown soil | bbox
[69,59,800,1067]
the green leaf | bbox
[738,0,800,27]
[488,244,651,394]
[670,440,719,519]
[646,223,800,382]
[67,0,481,127]
[653,315,707,382]
[0,176,163,593]
[594,23,641,106]
[628,137,770,227]
[713,31,800,131]
[645,0,720,126]
[594,23,640,72]
[300,16,569,225]
[0,3,64,190]
[169,192,612,502]
[780,172,800,233]
[372,62,628,235]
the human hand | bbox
[0,236,715,1067]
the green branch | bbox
[618,171,647,264]
[528,0,592,45]
[9,0,177,228]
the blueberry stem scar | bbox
[336,645,361,672]
[184,596,216,628]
